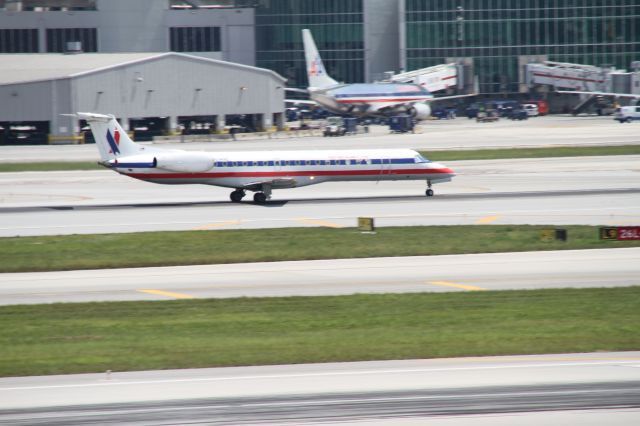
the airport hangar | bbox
[0,51,287,144]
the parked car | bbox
[524,100,549,115]
[508,108,529,120]
[523,103,539,117]
[614,106,640,123]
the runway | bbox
[1,352,639,424]
[1,156,639,236]
[1,248,638,305]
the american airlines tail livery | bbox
[299,29,473,120]
[79,112,454,203]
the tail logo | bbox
[309,56,325,77]
[106,129,121,155]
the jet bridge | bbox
[526,61,606,92]
[389,63,460,93]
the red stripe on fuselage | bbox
[124,168,454,180]
[336,97,433,104]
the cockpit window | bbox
[415,154,430,163]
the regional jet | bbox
[297,29,473,120]
[79,112,454,203]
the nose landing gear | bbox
[425,180,434,197]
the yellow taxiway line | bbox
[428,281,487,291]
[295,218,344,228]
[138,289,195,299]
[475,214,501,224]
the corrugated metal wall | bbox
[72,55,284,120]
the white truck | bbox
[614,105,640,123]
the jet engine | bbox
[108,152,214,173]
[408,103,431,120]
[154,152,214,173]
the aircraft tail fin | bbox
[302,29,339,90]
[76,112,145,162]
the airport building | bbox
[0,52,286,144]
[255,0,400,87]
[0,0,285,144]
[0,0,255,65]
[402,1,640,95]
[1,0,639,143]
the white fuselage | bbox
[111,149,454,190]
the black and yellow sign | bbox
[600,227,619,240]
[540,229,555,242]
[540,228,567,242]
[358,217,375,232]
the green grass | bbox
[0,161,101,172]
[422,144,640,161]
[1,287,638,377]
[1,225,639,273]
[1,145,639,172]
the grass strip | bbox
[1,287,638,377]
[0,161,101,172]
[1,145,639,172]
[423,144,640,161]
[1,225,639,273]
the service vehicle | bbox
[614,105,640,123]
[523,103,539,117]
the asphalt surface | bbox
[1,248,638,305]
[2,352,639,424]
[1,155,639,236]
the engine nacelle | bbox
[409,103,432,120]
[154,152,214,173]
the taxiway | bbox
[1,248,638,305]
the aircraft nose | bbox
[434,163,455,176]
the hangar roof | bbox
[0,52,286,86]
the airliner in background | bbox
[78,112,454,203]
[296,29,474,120]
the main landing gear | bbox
[230,189,245,203]
[230,185,272,204]
[425,180,434,197]
[253,192,267,204]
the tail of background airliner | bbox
[302,29,339,90]
[77,112,145,162]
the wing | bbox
[428,93,477,103]
[241,178,298,191]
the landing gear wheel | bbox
[426,188,434,197]
[230,189,245,203]
[253,192,267,204]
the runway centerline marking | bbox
[138,289,195,299]
[476,214,501,224]
[429,281,487,291]
[295,218,344,228]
